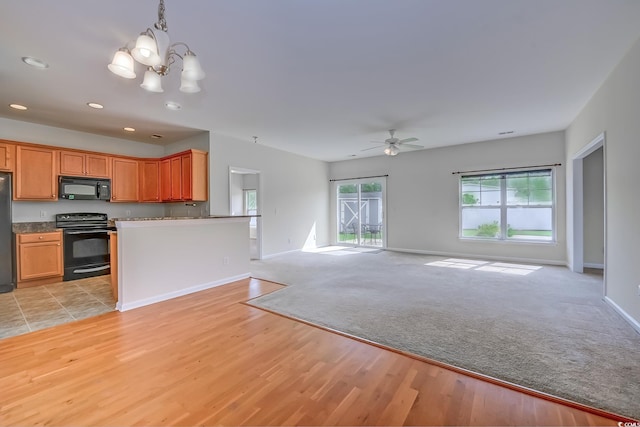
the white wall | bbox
[583,147,604,267]
[330,132,566,264]
[209,133,330,256]
[566,36,640,324]
[0,118,166,222]
[163,132,209,156]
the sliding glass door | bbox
[336,178,386,248]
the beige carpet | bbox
[249,249,640,420]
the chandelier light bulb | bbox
[132,34,161,66]
[182,53,205,80]
[141,69,164,93]
[108,49,136,79]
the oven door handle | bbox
[73,265,110,274]
[64,230,110,235]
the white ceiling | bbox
[1,0,640,162]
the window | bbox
[460,169,554,242]
[244,189,257,227]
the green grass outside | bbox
[338,232,381,242]
[462,229,552,238]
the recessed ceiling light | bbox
[123,127,135,132]
[9,104,27,110]
[151,134,163,139]
[21,56,49,69]
[87,102,104,109]
[164,101,181,111]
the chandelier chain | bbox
[155,0,168,32]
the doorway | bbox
[334,178,386,248]
[229,167,262,260]
[571,132,606,293]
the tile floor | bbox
[0,275,115,340]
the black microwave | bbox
[59,176,111,200]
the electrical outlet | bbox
[125,209,131,217]
[223,257,229,265]
[637,285,640,296]
[40,210,46,218]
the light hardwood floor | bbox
[0,278,622,425]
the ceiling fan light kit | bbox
[362,129,424,156]
[107,0,205,94]
[384,145,399,156]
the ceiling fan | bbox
[362,129,423,156]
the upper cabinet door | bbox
[59,151,85,176]
[139,160,161,202]
[85,154,110,178]
[14,146,58,200]
[170,156,182,201]
[60,151,110,178]
[0,141,16,171]
[111,157,139,202]
[160,159,172,201]
[181,153,192,201]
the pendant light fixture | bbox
[108,0,205,93]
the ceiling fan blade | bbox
[399,143,424,150]
[370,140,386,144]
[398,137,419,144]
[361,145,385,152]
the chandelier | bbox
[108,0,205,93]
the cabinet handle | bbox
[39,236,43,239]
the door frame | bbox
[332,177,387,248]
[229,166,262,260]
[571,132,606,292]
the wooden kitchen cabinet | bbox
[160,159,171,201]
[59,150,110,178]
[170,156,182,200]
[16,231,63,287]
[14,145,58,200]
[0,141,16,171]
[160,150,208,202]
[111,157,139,202]
[139,160,161,202]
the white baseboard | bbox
[117,273,251,312]
[604,296,640,335]
[386,247,566,266]
[583,263,604,269]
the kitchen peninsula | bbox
[113,216,252,311]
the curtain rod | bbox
[329,174,389,182]
[451,163,562,175]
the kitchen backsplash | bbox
[12,200,165,222]
[12,200,211,222]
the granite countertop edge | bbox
[12,222,59,234]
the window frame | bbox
[458,168,556,243]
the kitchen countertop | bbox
[12,222,59,234]
[111,215,259,221]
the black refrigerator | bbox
[0,172,14,293]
